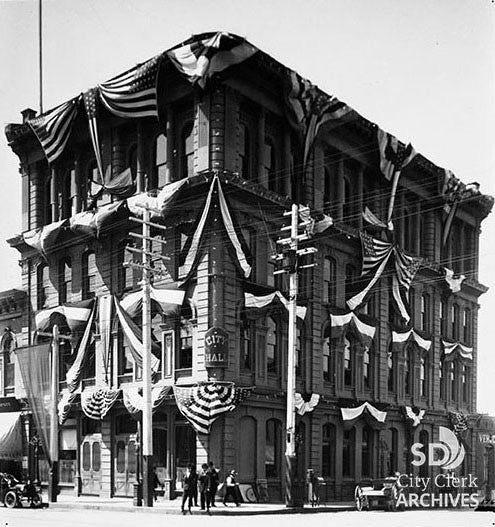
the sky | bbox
[0,0,494,412]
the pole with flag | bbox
[49,324,59,503]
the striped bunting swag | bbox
[81,389,120,420]
[347,233,394,311]
[392,248,422,322]
[168,32,257,88]
[28,97,79,164]
[442,339,473,361]
[449,412,469,436]
[35,299,94,334]
[99,54,161,119]
[58,391,79,425]
[173,383,253,434]
[83,87,105,180]
[285,70,350,167]
[391,327,431,353]
[123,384,172,415]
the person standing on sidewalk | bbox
[181,464,198,515]
[206,461,219,508]
[198,463,209,511]
[223,470,241,507]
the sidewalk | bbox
[46,494,355,515]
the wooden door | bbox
[114,435,137,497]
[81,435,101,495]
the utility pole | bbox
[276,204,316,508]
[126,206,169,507]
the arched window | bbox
[239,123,251,180]
[82,251,96,300]
[404,347,411,395]
[363,345,372,389]
[239,416,257,480]
[420,356,426,397]
[2,330,15,392]
[342,427,355,478]
[58,258,71,304]
[322,322,332,382]
[421,294,430,332]
[264,137,277,192]
[452,304,459,340]
[322,423,336,478]
[266,317,278,374]
[462,364,469,403]
[155,133,168,188]
[439,359,445,400]
[240,318,253,371]
[265,418,282,478]
[362,426,374,478]
[344,337,352,387]
[451,362,457,401]
[463,308,471,345]
[37,264,49,310]
[387,349,395,392]
[181,121,194,179]
[323,256,336,305]
[419,430,429,478]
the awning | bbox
[0,411,22,459]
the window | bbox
[2,331,15,393]
[451,362,457,401]
[440,300,448,336]
[463,308,471,345]
[403,207,414,252]
[419,430,429,478]
[44,174,52,225]
[420,357,426,397]
[59,338,73,382]
[404,347,411,395]
[37,264,49,310]
[82,251,96,300]
[387,349,395,392]
[59,169,72,220]
[363,345,371,389]
[181,121,194,179]
[421,294,430,332]
[178,317,193,369]
[322,324,332,382]
[361,427,373,478]
[389,428,398,474]
[116,330,139,379]
[241,227,256,279]
[161,330,174,378]
[343,176,352,224]
[439,359,445,400]
[264,137,277,192]
[240,318,253,371]
[265,419,282,478]
[342,428,355,478]
[452,304,459,340]
[462,364,469,403]
[266,317,278,374]
[322,423,336,478]
[323,256,336,305]
[344,338,352,387]
[58,258,71,304]
[239,123,251,179]
[295,326,303,378]
[155,133,168,188]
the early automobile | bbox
[354,476,403,511]
[0,473,42,508]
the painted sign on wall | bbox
[204,327,229,368]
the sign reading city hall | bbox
[204,327,229,368]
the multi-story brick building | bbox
[4,32,493,502]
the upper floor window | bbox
[82,251,96,300]
[387,349,395,392]
[180,121,194,179]
[59,168,72,220]
[463,308,471,345]
[439,359,445,400]
[452,304,460,340]
[37,264,49,310]
[239,123,252,180]
[322,323,332,382]
[58,258,72,304]
[44,174,52,225]
[155,133,168,188]
[2,330,15,393]
[451,362,457,401]
[345,264,357,303]
[240,318,253,371]
[440,300,448,336]
[344,337,352,387]
[421,293,430,333]
[362,426,374,478]
[363,345,372,389]
[420,356,426,397]
[323,256,336,305]
[296,325,303,378]
[178,317,193,370]
[404,347,411,395]
[266,317,278,374]
[265,137,278,193]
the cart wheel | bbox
[4,490,18,508]
[30,493,42,508]
[354,487,368,511]
[245,487,257,503]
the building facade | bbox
[4,33,493,502]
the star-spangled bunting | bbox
[173,383,253,434]
[83,88,105,180]
[28,97,80,164]
[449,412,469,436]
[377,129,416,182]
[99,55,161,119]
[81,389,120,420]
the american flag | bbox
[83,88,104,180]
[377,128,416,181]
[28,97,79,164]
[285,71,350,167]
[99,54,161,118]
[81,389,120,420]
[173,383,253,434]
[168,32,257,88]
[391,248,422,322]
[449,412,469,436]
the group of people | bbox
[181,461,241,514]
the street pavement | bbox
[1,508,494,527]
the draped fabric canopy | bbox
[326,310,376,347]
[81,389,120,420]
[122,384,172,415]
[341,402,387,423]
[392,327,432,353]
[294,393,320,416]
[442,339,473,361]
[244,289,307,320]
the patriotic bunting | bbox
[327,309,376,346]
[285,70,350,167]
[294,393,320,416]
[404,406,425,427]
[377,128,416,182]
[347,232,421,323]
[23,219,69,258]
[35,299,94,335]
[58,391,79,425]
[99,55,161,119]
[122,384,172,415]
[180,176,251,282]
[28,97,80,164]
[244,289,307,320]
[98,295,114,384]
[442,339,473,361]
[444,268,466,293]
[81,389,120,420]
[168,32,257,88]
[120,284,185,319]
[449,412,469,436]
[173,383,253,434]
[83,88,105,180]
[392,327,431,353]
[341,402,387,423]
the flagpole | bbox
[39,0,43,114]
[48,324,59,503]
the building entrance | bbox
[80,435,101,495]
